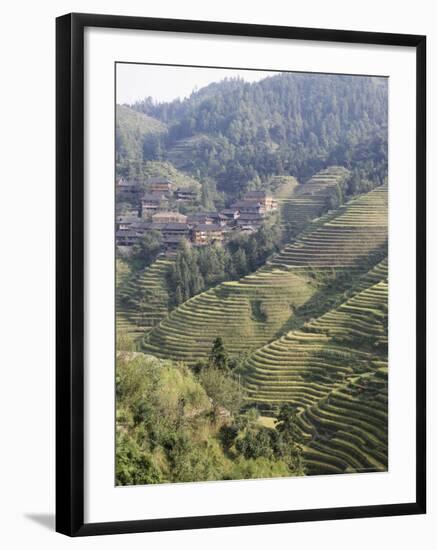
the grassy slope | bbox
[140,160,202,192]
[116,258,174,343]
[271,184,387,268]
[297,368,388,475]
[141,170,387,364]
[116,104,167,163]
[242,259,388,475]
[243,269,388,407]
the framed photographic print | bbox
[56,12,426,536]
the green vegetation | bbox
[131,73,387,195]
[116,105,167,178]
[115,71,389,483]
[116,257,173,344]
[167,217,283,307]
[242,262,388,473]
[271,184,387,268]
[141,182,387,364]
[116,351,304,484]
[296,369,388,475]
[244,275,388,407]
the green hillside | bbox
[115,70,389,485]
[141,181,387,364]
[277,166,350,235]
[297,368,388,474]
[139,160,201,192]
[131,73,387,195]
[271,184,387,268]
[141,267,318,362]
[243,276,388,407]
[116,105,167,170]
[116,257,173,343]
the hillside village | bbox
[115,71,389,486]
[116,176,278,254]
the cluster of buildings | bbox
[116,176,278,255]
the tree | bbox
[131,229,162,269]
[233,248,248,277]
[209,337,229,371]
[199,367,243,418]
[236,428,274,460]
[276,404,302,442]
[274,404,305,474]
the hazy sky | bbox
[116,63,280,105]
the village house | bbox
[116,177,142,197]
[116,229,142,247]
[115,215,140,231]
[120,206,141,218]
[220,208,240,224]
[140,193,168,217]
[191,224,224,245]
[187,212,216,226]
[243,190,278,211]
[174,188,197,202]
[152,211,188,224]
[211,212,228,227]
[146,177,173,196]
[160,222,190,239]
[129,221,152,232]
[230,199,266,216]
[188,212,228,227]
[236,212,264,228]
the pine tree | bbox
[209,337,229,372]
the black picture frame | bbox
[56,12,426,537]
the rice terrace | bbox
[115,66,388,485]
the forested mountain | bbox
[116,105,167,177]
[121,72,387,197]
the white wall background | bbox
[0,0,434,547]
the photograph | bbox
[114,63,389,486]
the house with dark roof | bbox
[236,212,264,227]
[160,223,190,239]
[188,212,227,227]
[141,193,168,217]
[115,215,141,231]
[174,188,197,202]
[221,208,241,223]
[146,177,173,195]
[152,211,188,224]
[116,177,142,196]
[187,212,216,226]
[243,190,277,211]
[116,229,142,247]
[230,200,266,215]
[191,224,224,245]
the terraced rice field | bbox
[140,167,354,361]
[141,267,319,363]
[117,167,347,348]
[297,369,388,474]
[243,261,388,475]
[278,166,350,234]
[116,257,173,341]
[243,274,388,407]
[271,184,387,268]
[142,182,387,364]
[120,167,389,477]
